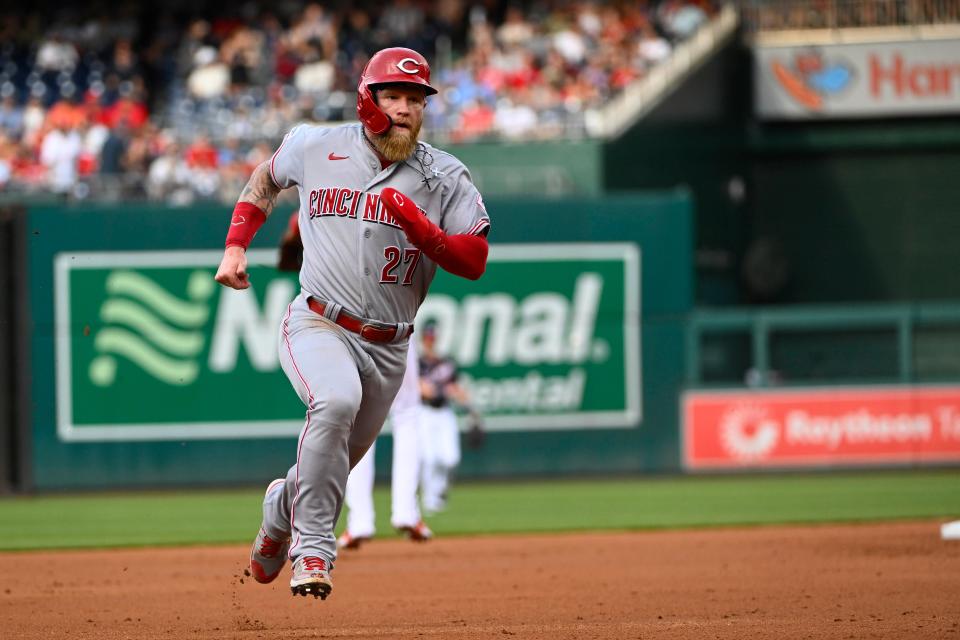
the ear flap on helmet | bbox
[356,80,391,135]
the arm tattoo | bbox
[238,162,282,215]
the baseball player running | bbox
[214,47,491,600]
[278,215,431,548]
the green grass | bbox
[1,470,959,551]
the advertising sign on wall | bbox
[755,37,960,119]
[683,386,960,470]
[55,243,641,442]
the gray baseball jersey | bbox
[260,122,490,575]
[270,122,491,323]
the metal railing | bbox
[739,0,960,31]
[687,302,960,387]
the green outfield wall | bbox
[21,192,692,490]
[746,122,960,303]
[444,140,604,197]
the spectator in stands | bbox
[109,38,142,82]
[80,96,110,157]
[187,46,229,99]
[288,3,337,61]
[608,48,641,89]
[102,85,149,130]
[183,132,219,198]
[637,24,672,67]
[12,140,45,188]
[21,95,46,148]
[552,18,589,66]
[256,11,287,64]
[35,31,78,73]
[216,138,252,204]
[243,139,270,165]
[293,41,335,94]
[76,117,105,178]
[658,0,708,39]
[272,38,302,85]
[123,123,156,186]
[176,19,213,79]
[0,93,24,140]
[497,5,535,48]
[40,119,82,196]
[100,121,130,176]
[184,133,218,170]
[577,2,605,41]
[0,132,14,189]
[455,99,495,142]
[220,24,265,90]
[146,140,191,203]
[494,90,538,139]
[46,89,86,132]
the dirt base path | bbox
[2,520,958,639]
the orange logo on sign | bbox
[771,49,854,110]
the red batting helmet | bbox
[357,47,438,135]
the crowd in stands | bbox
[0,0,717,203]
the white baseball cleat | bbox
[337,531,372,550]
[289,556,333,599]
[397,520,433,542]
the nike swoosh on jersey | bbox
[328,152,349,161]
[231,216,245,225]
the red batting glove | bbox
[380,187,488,280]
[380,187,445,253]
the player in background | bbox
[338,339,433,548]
[418,322,481,514]
[214,46,490,600]
[278,213,431,549]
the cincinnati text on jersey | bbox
[306,188,427,230]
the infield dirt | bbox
[2,520,958,639]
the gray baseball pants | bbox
[262,293,407,568]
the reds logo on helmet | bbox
[357,47,438,136]
[396,58,421,74]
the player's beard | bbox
[373,119,421,162]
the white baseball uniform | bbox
[418,353,463,514]
[260,122,490,569]
[343,339,423,537]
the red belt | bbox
[307,296,412,343]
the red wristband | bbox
[225,202,267,249]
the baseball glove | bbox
[277,229,303,272]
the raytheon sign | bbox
[683,386,960,470]
[756,36,960,119]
